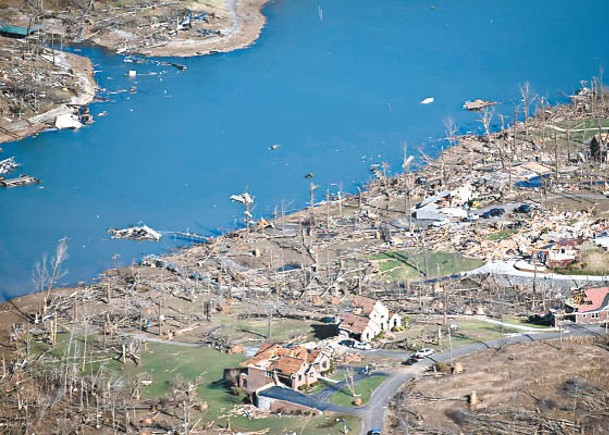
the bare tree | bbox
[519,81,533,137]
[478,107,494,144]
[32,237,69,318]
[230,188,255,235]
[444,116,458,148]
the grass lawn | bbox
[501,316,553,329]
[457,321,520,342]
[305,369,348,394]
[36,336,360,434]
[371,250,484,282]
[544,118,609,144]
[209,314,328,343]
[328,374,388,407]
[122,342,246,420]
[223,413,361,434]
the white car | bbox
[354,342,372,350]
[414,347,435,358]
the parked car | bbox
[481,207,505,219]
[432,219,451,227]
[368,429,381,435]
[514,204,532,214]
[339,339,355,348]
[320,316,336,324]
[404,357,419,365]
[353,342,372,350]
[414,347,435,358]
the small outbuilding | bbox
[0,23,43,38]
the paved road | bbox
[260,323,605,435]
[362,323,605,434]
[465,259,609,282]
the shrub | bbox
[230,386,246,397]
[434,362,451,373]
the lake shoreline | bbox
[3,87,607,310]
[0,0,271,145]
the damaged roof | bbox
[339,312,371,334]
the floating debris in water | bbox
[463,99,497,111]
[108,225,162,241]
[0,156,19,175]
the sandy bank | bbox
[79,0,270,57]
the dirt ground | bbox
[389,337,609,434]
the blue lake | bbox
[1,0,608,300]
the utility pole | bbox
[267,308,273,338]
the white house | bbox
[338,296,401,342]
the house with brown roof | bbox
[562,287,609,324]
[234,344,331,393]
[338,296,401,342]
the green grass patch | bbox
[122,342,245,420]
[210,315,326,343]
[34,336,359,433]
[457,321,520,342]
[371,250,484,282]
[328,374,388,407]
[485,229,517,241]
[544,119,609,144]
[304,369,347,394]
[501,316,553,330]
[223,414,360,434]
[32,332,123,377]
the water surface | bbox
[1,0,608,300]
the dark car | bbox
[481,207,505,219]
[368,429,381,435]
[404,357,419,365]
[514,204,532,214]
[339,339,356,348]
[320,316,336,324]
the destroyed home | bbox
[531,239,580,269]
[338,296,401,342]
[414,186,473,222]
[560,287,609,325]
[234,343,331,393]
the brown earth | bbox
[389,337,609,434]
